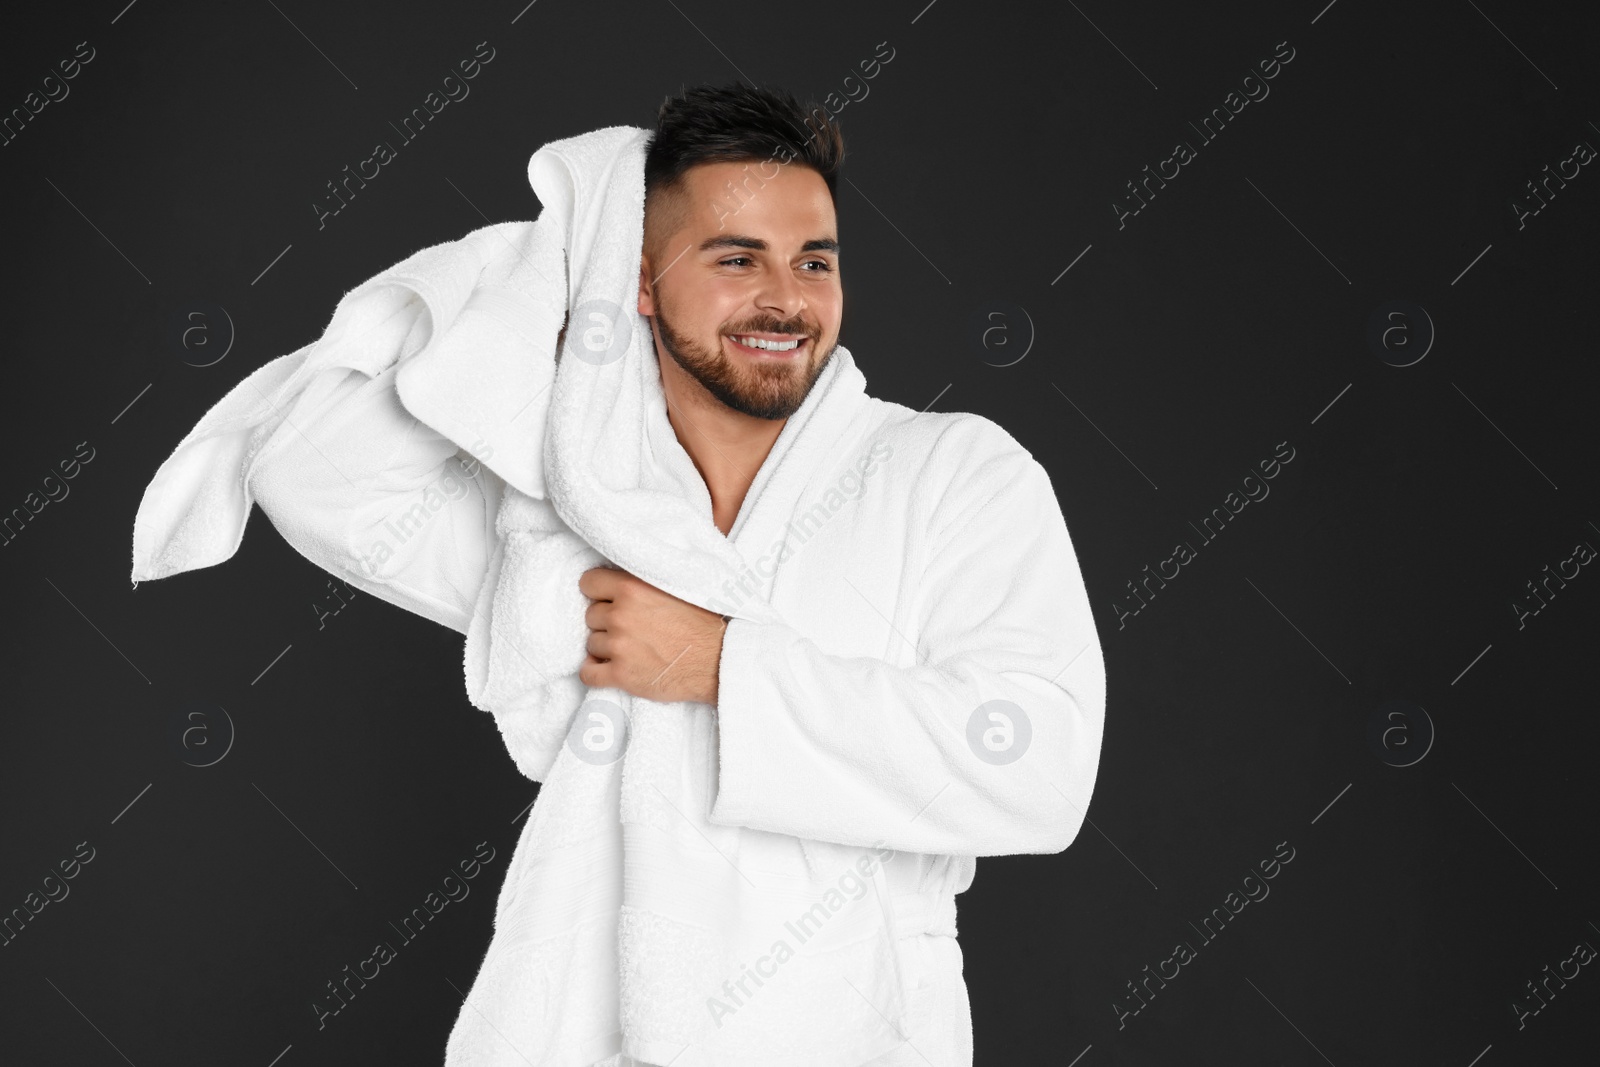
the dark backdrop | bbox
[3,1,1597,1064]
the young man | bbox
[156,84,1104,1065]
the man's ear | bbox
[637,254,655,316]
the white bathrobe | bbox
[129,126,1105,1066]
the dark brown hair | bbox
[642,82,844,266]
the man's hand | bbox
[578,566,728,706]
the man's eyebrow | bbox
[697,235,841,254]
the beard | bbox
[649,289,835,421]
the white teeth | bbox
[733,335,801,351]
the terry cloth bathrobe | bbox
[128,126,1106,1067]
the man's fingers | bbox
[584,599,612,631]
[578,654,608,689]
[578,565,624,601]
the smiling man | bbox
[133,82,1105,1067]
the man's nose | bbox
[754,269,806,321]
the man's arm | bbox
[706,452,1106,858]
[250,359,501,636]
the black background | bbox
[2,0,1597,1064]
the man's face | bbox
[637,159,842,421]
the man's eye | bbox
[720,256,753,267]
[802,260,835,272]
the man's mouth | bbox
[726,332,809,358]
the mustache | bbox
[724,316,818,339]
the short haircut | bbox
[642,82,845,268]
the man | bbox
[155,84,1104,1065]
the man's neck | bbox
[657,359,786,537]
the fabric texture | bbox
[128,125,1106,1067]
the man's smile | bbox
[726,332,810,359]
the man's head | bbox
[638,83,845,422]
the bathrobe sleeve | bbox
[706,442,1106,858]
[249,358,502,637]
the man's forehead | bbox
[677,159,837,237]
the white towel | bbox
[126,211,562,591]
